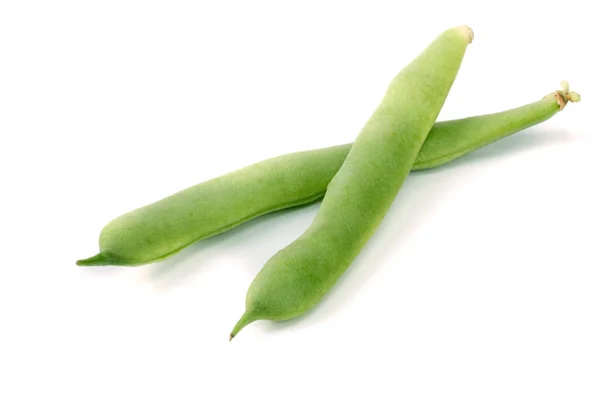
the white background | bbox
[1,1,599,399]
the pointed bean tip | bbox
[230,310,259,340]
[76,253,108,266]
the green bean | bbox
[229,26,475,339]
[76,81,579,268]
[79,92,578,270]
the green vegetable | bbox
[230,25,474,339]
[76,76,579,269]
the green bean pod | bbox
[230,26,475,338]
[77,84,579,268]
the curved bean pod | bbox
[77,92,579,267]
[230,25,475,338]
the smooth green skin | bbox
[230,26,473,338]
[76,45,567,269]
[77,93,567,268]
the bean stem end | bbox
[551,81,580,111]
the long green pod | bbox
[230,26,474,339]
[77,84,579,268]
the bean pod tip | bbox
[455,25,474,44]
[229,311,257,341]
[548,81,580,111]
[76,252,114,267]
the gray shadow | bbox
[259,126,573,333]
